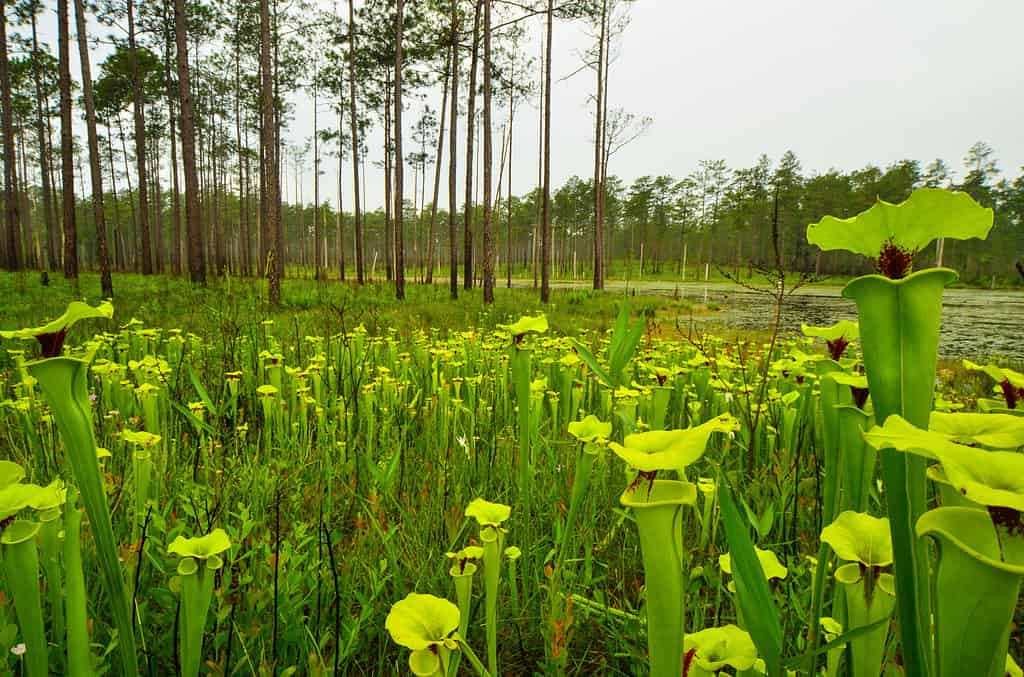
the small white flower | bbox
[456,435,468,450]
[11,643,26,656]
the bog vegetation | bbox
[1,188,1023,677]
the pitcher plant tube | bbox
[464,498,511,677]
[806,186,993,677]
[2,301,139,676]
[864,414,1024,677]
[612,414,738,677]
[820,511,896,677]
[168,528,232,677]
[499,315,547,502]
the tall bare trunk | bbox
[447,0,459,298]
[58,0,76,280]
[481,0,494,303]
[592,0,606,289]
[313,53,322,280]
[393,1,406,298]
[383,69,393,281]
[426,46,449,286]
[106,125,124,269]
[175,0,205,283]
[0,7,19,271]
[347,0,363,283]
[234,1,249,276]
[463,0,481,289]
[506,61,513,288]
[337,101,344,279]
[541,0,553,302]
[163,0,181,273]
[260,0,279,299]
[127,0,151,274]
[74,0,113,296]
[30,13,56,272]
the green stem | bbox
[804,541,833,677]
[457,638,493,677]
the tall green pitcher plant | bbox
[807,188,993,676]
[2,301,139,676]
[609,414,738,677]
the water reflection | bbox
[681,284,1021,359]
[532,280,1021,359]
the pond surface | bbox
[539,279,1023,359]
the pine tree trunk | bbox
[127,0,151,274]
[463,0,481,290]
[426,46,449,286]
[106,125,124,270]
[541,0,553,302]
[393,1,405,299]
[592,0,607,290]
[506,67,513,288]
[347,0,363,284]
[175,0,206,284]
[447,0,459,298]
[481,0,494,304]
[260,0,279,299]
[30,13,56,272]
[58,0,77,280]
[0,7,19,271]
[74,0,113,296]
[164,0,182,274]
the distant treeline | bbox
[29,143,1024,284]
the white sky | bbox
[34,0,1024,211]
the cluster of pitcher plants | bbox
[0,187,1021,675]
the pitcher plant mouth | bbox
[620,479,697,509]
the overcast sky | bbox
[40,0,1024,211]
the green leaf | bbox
[806,187,993,259]
[929,412,1024,449]
[801,320,860,342]
[168,528,232,560]
[0,300,114,342]
[867,415,1024,511]
[567,415,612,443]
[608,414,738,472]
[571,338,612,388]
[963,359,1024,389]
[498,314,548,337]
[720,546,788,581]
[718,478,782,676]
[384,592,460,651]
[820,511,893,567]
[862,414,953,460]
[189,365,219,417]
[464,498,511,527]
[0,461,24,490]
[684,624,761,673]
[609,306,644,382]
